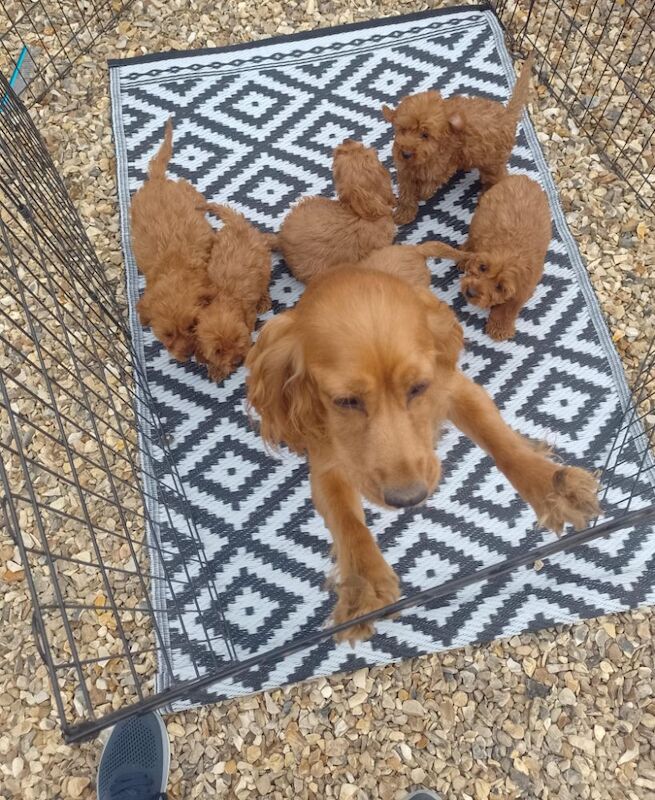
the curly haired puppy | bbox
[195,203,274,382]
[246,268,600,642]
[434,175,551,341]
[383,53,535,224]
[278,139,396,283]
[130,119,216,361]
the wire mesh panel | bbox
[492,0,655,209]
[0,0,134,105]
[0,7,653,744]
[0,75,237,741]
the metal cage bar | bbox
[491,0,655,209]
[0,3,653,742]
[0,0,136,105]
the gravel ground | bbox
[1,2,654,799]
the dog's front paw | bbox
[486,316,515,341]
[333,563,400,643]
[393,204,418,225]
[535,466,601,535]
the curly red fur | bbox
[130,119,216,361]
[277,139,396,283]
[434,175,552,340]
[383,53,535,224]
[194,203,274,382]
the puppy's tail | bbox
[148,118,174,180]
[506,51,535,121]
[201,201,248,229]
[415,240,464,262]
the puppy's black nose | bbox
[383,483,428,509]
[401,150,414,160]
[466,288,478,299]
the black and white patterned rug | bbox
[109,6,655,708]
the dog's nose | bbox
[383,482,429,509]
[466,287,478,299]
[401,150,414,160]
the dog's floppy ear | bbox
[382,104,395,123]
[245,311,324,453]
[417,288,463,372]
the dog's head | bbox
[246,268,463,510]
[382,92,461,168]
[332,139,396,221]
[137,273,215,362]
[458,252,517,309]
[194,299,253,381]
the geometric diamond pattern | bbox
[109,7,655,709]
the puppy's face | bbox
[246,269,463,510]
[137,274,214,362]
[195,300,252,382]
[382,93,459,168]
[459,253,515,309]
[332,139,396,220]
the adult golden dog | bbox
[246,269,600,641]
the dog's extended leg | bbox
[311,466,400,642]
[485,298,523,341]
[447,373,600,533]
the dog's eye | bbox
[496,282,503,291]
[408,382,430,401]
[334,396,364,412]
[479,264,487,273]
[420,131,429,140]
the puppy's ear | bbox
[382,105,395,123]
[137,294,152,327]
[495,275,515,301]
[418,289,463,372]
[245,312,324,453]
[448,113,464,132]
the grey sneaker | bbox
[404,792,442,800]
[97,711,170,800]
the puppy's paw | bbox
[418,183,440,201]
[256,291,272,314]
[333,563,400,644]
[136,298,151,328]
[486,316,515,341]
[536,466,601,535]
[393,204,418,225]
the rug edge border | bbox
[106,3,494,68]
[108,66,176,700]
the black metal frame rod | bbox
[61,505,655,743]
